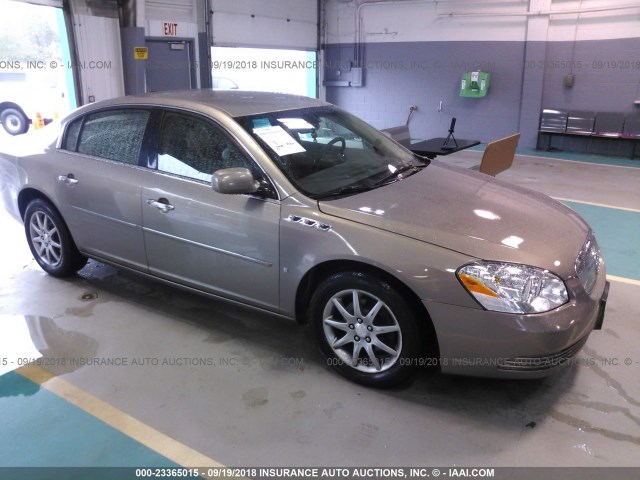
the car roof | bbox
[86,90,330,118]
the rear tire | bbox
[24,199,87,277]
[310,271,423,388]
[1,108,29,135]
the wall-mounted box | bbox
[349,67,363,87]
[460,71,490,98]
[323,59,364,87]
[564,74,575,88]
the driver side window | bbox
[157,111,252,183]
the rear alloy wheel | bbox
[1,108,29,135]
[310,272,423,387]
[24,199,87,277]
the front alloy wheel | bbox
[310,272,424,387]
[323,289,402,373]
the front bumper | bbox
[424,270,609,379]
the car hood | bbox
[318,161,589,276]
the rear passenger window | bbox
[77,109,150,165]
[157,111,252,183]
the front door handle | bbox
[147,198,175,213]
[58,174,79,186]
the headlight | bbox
[457,261,569,314]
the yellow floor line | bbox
[552,196,640,213]
[607,275,640,286]
[17,364,224,469]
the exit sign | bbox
[163,22,178,36]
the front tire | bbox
[24,199,87,277]
[1,108,29,135]
[310,271,423,387]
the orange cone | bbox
[33,112,45,130]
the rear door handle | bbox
[58,174,79,186]
[147,198,175,213]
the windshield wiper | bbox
[373,163,425,187]
[315,184,376,200]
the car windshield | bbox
[236,106,427,199]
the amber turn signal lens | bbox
[458,273,500,298]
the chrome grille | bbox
[575,232,600,294]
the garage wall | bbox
[70,0,205,100]
[210,0,318,49]
[322,0,640,149]
[544,0,640,114]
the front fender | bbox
[279,197,480,317]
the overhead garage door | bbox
[210,0,318,97]
[210,0,317,50]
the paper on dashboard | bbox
[253,126,306,156]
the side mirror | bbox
[212,167,259,195]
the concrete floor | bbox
[1,131,640,468]
[445,149,640,210]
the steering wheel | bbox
[315,136,346,164]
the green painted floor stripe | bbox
[561,201,640,281]
[0,372,178,468]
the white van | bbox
[0,75,67,136]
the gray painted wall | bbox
[120,27,146,96]
[324,38,640,153]
[325,41,526,146]
[541,38,640,113]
